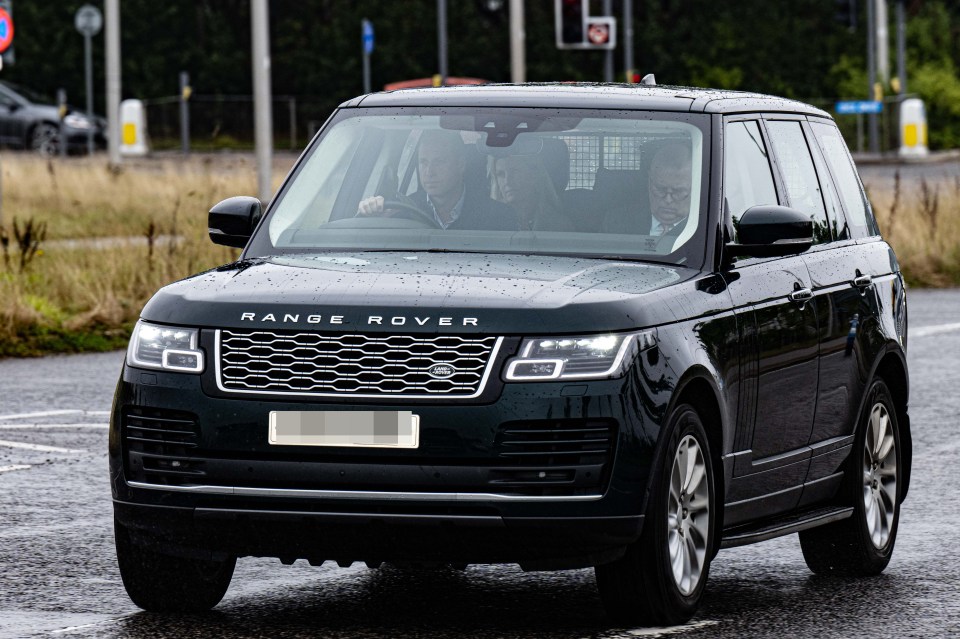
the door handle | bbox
[789,288,812,302]
[853,274,872,288]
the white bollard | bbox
[898,98,929,159]
[119,99,150,157]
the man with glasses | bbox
[603,142,692,236]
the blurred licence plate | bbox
[268,411,419,449]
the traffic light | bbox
[556,0,586,48]
[835,0,857,31]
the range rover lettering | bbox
[110,83,910,625]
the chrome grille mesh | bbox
[218,330,501,397]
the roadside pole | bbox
[75,4,102,156]
[180,71,190,154]
[866,0,880,154]
[57,89,67,158]
[105,0,121,167]
[437,0,448,86]
[509,0,525,83]
[623,0,634,83]
[602,0,613,82]
[361,18,373,94]
[895,0,906,94]
[251,0,274,203]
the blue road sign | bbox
[362,19,374,55]
[836,100,883,115]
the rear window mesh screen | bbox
[561,135,601,189]
[558,135,675,189]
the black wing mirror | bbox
[208,196,263,248]
[725,205,813,258]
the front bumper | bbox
[110,360,665,569]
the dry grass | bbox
[864,170,960,287]
[0,153,293,356]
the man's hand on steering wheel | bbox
[356,195,441,228]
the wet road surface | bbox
[1,289,958,638]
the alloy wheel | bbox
[667,434,710,596]
[863,402,898,549]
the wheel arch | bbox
[871,346,911,502]
[669,368,727,555]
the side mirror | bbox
[725,205,813,258]
[208,196,262,248]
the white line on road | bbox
[0,464,31,473]
[595,620,720,638]
[0,440,85,454]
[50,613,138,635]
[911,322,960,338]
[0,409,83,421]
[0,423,109,430]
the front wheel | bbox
[799,378,902,576]
[115,517,236,612]
[596,405,716,626]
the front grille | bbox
[123,407,204,485]
[218,330,501,398]
[490,419,617,495]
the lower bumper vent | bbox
[492,419,617,495]
[123,407,204,485]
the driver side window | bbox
[723,120,779,243]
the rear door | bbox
[765,117,866,507]
[721,117,820,525]
[797,118,892,505]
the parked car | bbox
[0,80,106,154]
[110,82,910,625]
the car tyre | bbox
[29,123,60,156]
[114,517,236,612]
[799,378,901,576]
[595,404,715,626]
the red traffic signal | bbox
[557,0,585,46]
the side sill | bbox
[720,505,853,549]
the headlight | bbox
[503,330,655,381]
[63,113,93,130]
[127,320,204,373]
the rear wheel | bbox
[799,378,901,576]
[596,404,715,626]
[114,517,236,612]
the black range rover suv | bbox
[110,83,910,625]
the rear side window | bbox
[723,120,779,242]
[766,121,831,244]
[810,122,880,238]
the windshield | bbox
[247,107,711,266]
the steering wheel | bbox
[381,199,442,229]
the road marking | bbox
[0,423,109,430]
[50,613,138,635]
[596,620,720,638]
[0,409,83,421]
[0,440,85,454]
[0,464,31,473]
[911,322,960,338]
